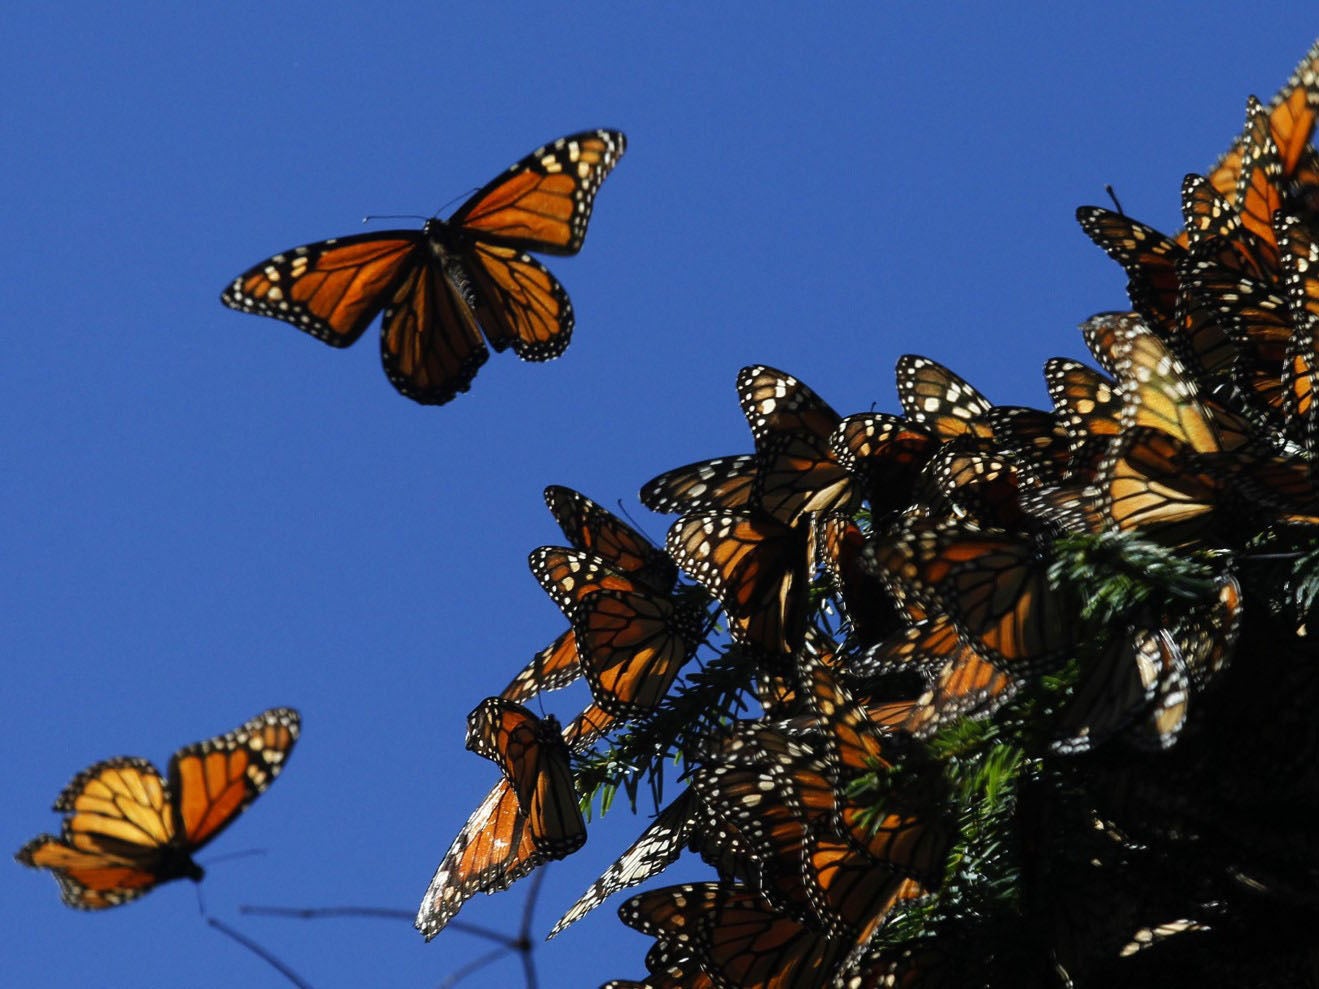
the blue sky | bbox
[4,5,1314,986]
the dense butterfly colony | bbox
[18,45,1319,989]
[415,41,1319,987]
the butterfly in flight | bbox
[221,129,626,404]
[16,707,300,909]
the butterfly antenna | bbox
[1105,184,1126,216]
[613,498,661,542]
[361,213,428,225]
[202,848,268,867]
[207,916,315,989]
[428,188,480,220]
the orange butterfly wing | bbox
[449,130,627,255]
[418,702,586,940]
[167,707,301,850]
[667,509,812,657]
[572,588,701,717]
[222,232,422,346]
[16,757,182,910]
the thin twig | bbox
[237,904,519,946]
[207,917,314,989]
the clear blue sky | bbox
[4,5,1313,986]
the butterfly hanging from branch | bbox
[220,129,626,404]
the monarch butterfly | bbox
[864,520,1074,674]
[1196,39,1319,229]
[666,509,813,657]
[1043,359,1120,447]
[1173,574,1242,690]
[416,704,588,940]
[816,513,896,648]
[504,485,673,704]
[1051,628,1187,755]
[694,775,813,922]
[523,544,703,717]
[639,455,759,515]
[572,586,704,717]
[1076,207,1185,344]
[1099,312,1255,458]
[604,939,715,989]
[1236,98,1290,267]
[805,662,951,885]
[16,707,299,910]
[986,406,1074,483]
[829,412,939,518]
[735,365,859,525]
[801,822,927,942]
[550,790,711,937]
[894,356,994,442]
[1041,358,1121,485]
[221,129,626,404]
[1099,426,1223,543]
[861,618,1018,739]
[619,882,848,989]
[544,485,678,594]
[463,698,585,852]
[1179,144,1298,425]
[929,444,1048,532]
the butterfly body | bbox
[222,129,625,404]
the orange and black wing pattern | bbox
[16,757,187,910]
[221,231,423,347]
[221,129,625,404]
[667,509,813,657]
[464,700,584,855]
[865,520,1073,673]
[166,706,300,852]
[16,708,299,910]
[737,365,859,525]
[1198,39,1319,216]
[543,485,677,593]
[572,587,703,717]
[895,355,994,442]
[418,701,585,940]
[446,129,626,256]
[640,455,759,515]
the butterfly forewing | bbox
[222,232,422,346]
[167,706,300,850]
[448,129,627,255]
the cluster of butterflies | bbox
[21,45,1319,985]
[414,39,1319,988]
